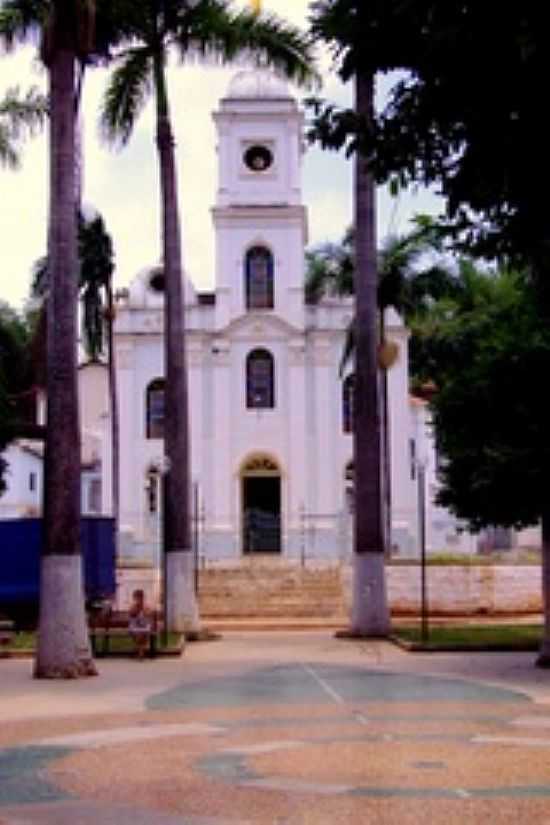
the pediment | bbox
[220,312,303,341]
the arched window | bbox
[246,349,275,409]
[146,378,165,439]
[245,246,274,310]
[342,374,355,433]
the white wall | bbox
[0,443,42,518]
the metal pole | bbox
[299,503,305,568]
[162,470,168,648]
[418,462,428,644]
[193,482,199,596]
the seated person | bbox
[128,588,152,659]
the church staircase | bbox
[198,559,347,627]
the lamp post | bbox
[151,455,171,645]
[193,481,199,596]
[417,456,429,645]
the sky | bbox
[0,0,442,310]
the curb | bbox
[388,635,540,653]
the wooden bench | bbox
[88,605,162,658]
[0,619,15,653]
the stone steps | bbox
[197,562,346,619]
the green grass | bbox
[7,631,35,650]
[5,631,183,654]
[394,623,543,651]
[388,549,541,566]
[95,632,183,654]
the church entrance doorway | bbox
[241,456,281,554]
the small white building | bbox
[0,441,42,519]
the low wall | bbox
[343,564,542,615]
[115,562,542,617]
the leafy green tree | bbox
[0,301,34,494]
[100,0,317,633]
[308,0,550,640]
[415,265,550,666]
[308,2,549,297]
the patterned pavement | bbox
[1,632,550,824]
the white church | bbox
[2,69,478,559]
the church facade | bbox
[3,72,539,558]
[109,70,423,564]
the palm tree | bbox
[77,211,119,532]
[0,85,47,167]
[306,217,455,591]
[0,0,132,678]
[31,211,120,555]
[101,0,316,634]
[346,70,390,635]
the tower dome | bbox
[226,69,293,101]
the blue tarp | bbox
[0,517,116,606]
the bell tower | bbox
[212,69,308,329]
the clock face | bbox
[244,144,273,172]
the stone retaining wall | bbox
[343,565,542,615]
[115,563,542,617]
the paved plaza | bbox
[1,631,550,824]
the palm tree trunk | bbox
[153,50,199,634]
[379,308,392,555]
[35,42,96,678]
[536,510,550,667]
[351,71,390,636]
[106,285,119,533]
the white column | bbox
[116,342,136,536]
[211,339,233,556]
[288,338,306,554]
[312,336,337,549]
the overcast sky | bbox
[0,0,441,310]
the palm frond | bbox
[100,45,153,146]
[0,0,47,51]
[0,85,47,168]
[0,122,19,168]
[0,85,48,133]
[305,238,354,302]
[171,1,319,89]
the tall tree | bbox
[0,0,131,678]
[414,264,550,666]
[31,210,120,559]
[349,69,389,634]
[311,0,395,634]
[306,218,455,573]
[308,3,549,297]
[308,0,550,637]
[101,0,316,633]
[77,211,119,531]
